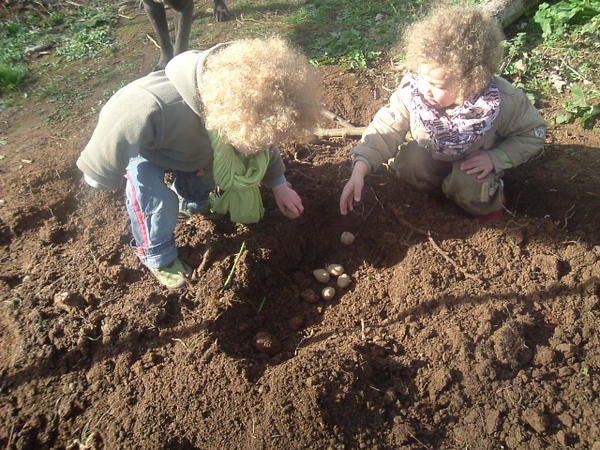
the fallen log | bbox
[481,0,540,29]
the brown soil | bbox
[1,8,599,450]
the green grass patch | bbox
[534,0,599,40]
[0,64,28,92]
[557,85,600,128]
[56,5,117,61]
[500,0,599,127]
[0,3,117,92]
[285,0,426,69]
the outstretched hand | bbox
[460,151,494,180]
[340,160,369,215]
[272,182,304,219]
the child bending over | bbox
[78,37,321,288]
[340,6,546,222]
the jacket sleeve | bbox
[487,87,547,172]
[76,87,161,189]
[262,145,286,188]
[350,87,411,172]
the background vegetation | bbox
[0,0,598,126]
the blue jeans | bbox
[125,155,215,269]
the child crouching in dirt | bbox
[77,37,321,289]
[340,6,547,222]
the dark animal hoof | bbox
[152,56,170,72]
[214,5,232,22]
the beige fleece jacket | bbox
[77,44,286,190]
[352,75,547,173]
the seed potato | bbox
[327,264,344,276]
[340,231,355,245]
[321,287,335,301]
[312,269,330,283]
[337,273,351,288]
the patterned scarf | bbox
[207,129,269,224]
[408,75,501,158]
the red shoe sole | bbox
[478,208,504,223]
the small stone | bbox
[57,397,77,419]
[556,430,568,446]
[485,408,501,434]
[253,331,281,356]
[340,231,355,245]
[522,408,549,434]
[54,291,85,313]
[555,343,575,357]
[301,288,319,304]
[534,346,556,366]
[428,368,452,399]
[558,412,573,428]
[558,366,574,377]
[98,261,126,283]
[38,219,61,243]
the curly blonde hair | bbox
[200,37,322,153]
[404,5,504,101]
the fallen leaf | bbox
[514,59,527,73]
[555,111,572,124]
[549,73,567,93]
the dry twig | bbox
[389,207,429,236]
[223,241,246,289]
[172,338,190,352]
[146,34,161,49]
[315,127,366,138]
[406,429,430,449]
[197,248,211,274]
[563,204,576,229]
[320,108,354,128]
[427,232,481,281]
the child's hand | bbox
[340,161,369,215]
[460,151,494,180]
[272,183,304,219]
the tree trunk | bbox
[481,0,540,29]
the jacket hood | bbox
[164,43,229,116]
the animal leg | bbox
[173,0,193,56]
[142,0,174,71]
[213,0,232,22]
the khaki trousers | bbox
[393,142,504,216]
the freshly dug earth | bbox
[1,16,599,450]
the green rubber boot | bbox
[149,257,191,289]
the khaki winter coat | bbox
[352,75,547,173]
[77,44,285,190]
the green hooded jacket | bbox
[76,44,286,190]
